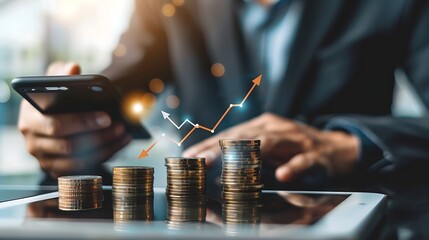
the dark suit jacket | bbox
[103,0,429,176]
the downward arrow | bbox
[137,136,162,159]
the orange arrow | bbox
[239,74,262,106]
[137,136,162,159]
[137,74,262,159]
[252,74,262,86]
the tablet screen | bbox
[0,189,348,226]
[0,187,57,203]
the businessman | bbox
[18,0,429,185]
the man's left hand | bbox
[183,113,359,182]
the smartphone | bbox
[11,74,150,139]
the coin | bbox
[58,175,102,181]
[112,166,155,198]
[219,139,263,203]
[57,175,103,211]
[219,139,261,146]
[165,157,206,200]
[112,167,155,228]
[165,157,205,164]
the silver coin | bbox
[219,139,260,146]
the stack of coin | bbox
[165,157,206,198]
[112,166,154,198]
[58,175,103,211]
[219,139,263,202]
[112,166,154,230]
[165,157,206,229]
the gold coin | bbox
[219,139,260,146]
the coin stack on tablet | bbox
[219,139,263,202]
[112,166,154,198]
[165,157,206,227]
[165,157,206,198]
[58,175,103,211]
[112,166,154,229]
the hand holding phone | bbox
[15,62,135,178]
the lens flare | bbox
[132,102,144,114]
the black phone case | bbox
[11,75,150,139]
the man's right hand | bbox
[18,62,132,178]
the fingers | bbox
[275,151,319,182]
[183,114,269,163]
[25,123,125,157]
[183,125,254,165]
[46,61,81,75]
[183,113,300,165]
[42,111,111,137]
[19,101,112,137]
[39,133,132,178]
[259,132,310,157]
[182,135,221,165]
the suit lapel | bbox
[266,0,345,116]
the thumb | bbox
[46,61,81,75]
[275,151,319,182]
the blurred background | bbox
[0,0,182,186]
[0,0,426,186]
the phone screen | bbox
[12,75,151,138]
[25,85,118,114]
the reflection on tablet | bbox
[20,190,348,227]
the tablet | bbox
[0,186,386,240]
[0,185,57,203]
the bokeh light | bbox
[162,3,176,17]
[172,0,185,6]
[166,95,180,109]
[142,92,157,108]
[149,78,164,93]
[211,63,225,77]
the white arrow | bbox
[161,111,196,129]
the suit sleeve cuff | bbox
[323,118,387,172]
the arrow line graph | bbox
[137,74,262,159]
[161,111,196,128]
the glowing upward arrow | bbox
[138,75,262,159]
